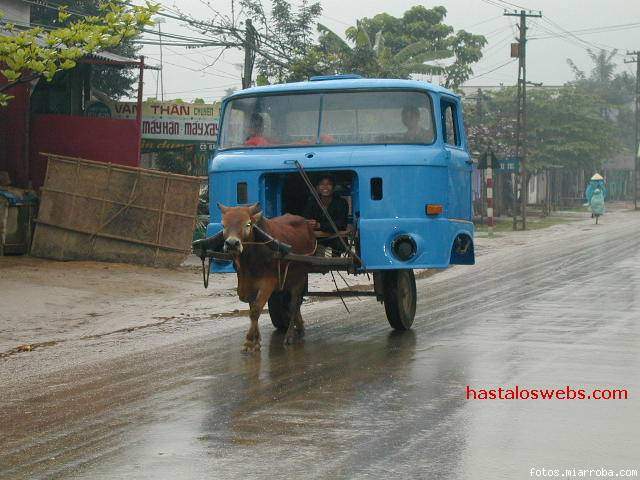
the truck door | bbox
[441,97,472,221]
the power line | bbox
[479,0,509,11]
[541,17,625,54]
[320,13,352,27]
[530,21,640,39]
[461,14,504,31]
[491,0,531,11]
[468,59,517,80]
[163,83,240,96]
[162,45,238,78]
[481,23,515,38]
[143,55,239,80]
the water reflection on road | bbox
[1,214,639,479]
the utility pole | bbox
[242,19,255,89]
[505,9,542,230]
[157,18,166,102]
[625,51,640,210]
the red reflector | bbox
[426,204,443,215]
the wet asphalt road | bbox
[1,214,639,479]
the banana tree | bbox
[316,22,452,79]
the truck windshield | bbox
[219,90,434,149]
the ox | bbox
[218,202,316,352]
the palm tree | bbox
[316,23,452,79]
[567,48,620,118]
[587,48,618,84]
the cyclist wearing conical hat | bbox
[585,173,607,204]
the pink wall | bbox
[0,78,30,187]
[29,114,140,188]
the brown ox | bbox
[219,202,316,352]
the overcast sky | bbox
[135,0,640,103]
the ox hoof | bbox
[283,331,303,346]
[241,341,261,353]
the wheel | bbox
[268,291,291,331]
[381,269,416,330]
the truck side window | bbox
[441,101,459,147]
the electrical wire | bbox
[530,21,640,39]
[478,0,506,10]
[144,55,239,80]
[541,17,625,55]
[489,0,531,11]
[467,59,517,81]
[162,83,239,96]
[461,15,504,31]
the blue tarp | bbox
[0,189,37,206]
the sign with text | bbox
[90,101,220,142]
[140,138,217,152]
[496,156,520,174]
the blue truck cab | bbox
[207,76,475,275]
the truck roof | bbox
[226,77,458,100]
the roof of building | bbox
[80,51,160,70]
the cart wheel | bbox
[382,269,416,331]
[268,291,291,331]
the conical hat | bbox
[591,173,604,180]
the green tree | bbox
[466,86,619,174]
[0,1,158,106]
[527,87,619,172]
[240,0,322,83]
[288,6,486,88]
[31,0,145,99]
[567,48,635,153]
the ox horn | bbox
[248,202,262,215]
[217,202,229,214]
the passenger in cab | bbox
[401,105,430,142]
[304,175,349,252]
[244,113,271,147]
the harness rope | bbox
[229,223,317,291]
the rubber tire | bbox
[382,269,417,331]
[268,291,292,331]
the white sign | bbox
[108,101,220,142]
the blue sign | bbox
[496,157,520,174]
